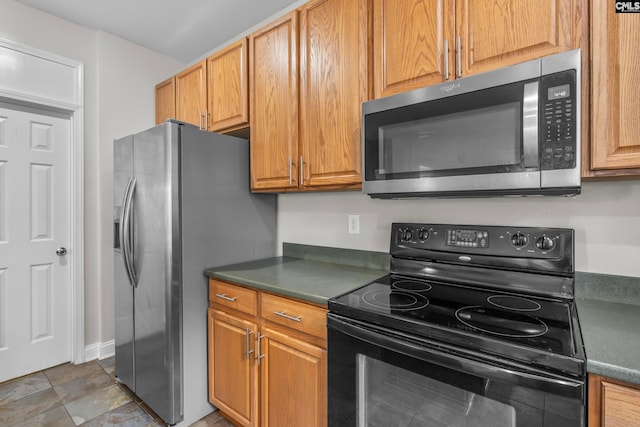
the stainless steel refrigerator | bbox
[113,120,276,426]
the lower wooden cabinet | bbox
[207,279,327,427]
[260,327,326,427]
[589,374,640,427]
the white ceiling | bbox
[16,0,301,63]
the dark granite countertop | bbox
[204,246,640,386]
[203,243,389,306]
[575,272,640,385]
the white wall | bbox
[278,180,640,278]
[0,0,185,352]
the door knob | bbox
[56,247,67,256]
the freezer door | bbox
[114,135,135,391]
[131,122,182,424]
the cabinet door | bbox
[589,0,640,175]
[208,309,258,427]
[299,0,369,189]
[176,60,207,129]
[207,39,249,133]
[589,374,640,427]
[456,0,574,77]
[249,12,299,191]
[155,76,175,125]
[373,0,454,98]
[260,327,327,427]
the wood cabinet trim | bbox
[589,374,640,427]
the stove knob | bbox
[511,232,528,247]
[536,236,555,251]
[403,229,413,241]
[418,228,430,241]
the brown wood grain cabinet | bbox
[298,0,369,189]
[155,76,175,125]
[175,60,208,129]
[249,11,300,191]
[586,0,640,178]
[207,278,327,427]
[373,0,581,97]
[249,0,370,192]
[589,374,640,427]
[207,38,250,133]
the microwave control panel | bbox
[540,70,577,170]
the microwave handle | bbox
[523,81,539,168]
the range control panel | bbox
[391,223,574,261]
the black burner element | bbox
[362,290,429,311]
[392,279,432,293]
[455,306,548,338]
[487,295,541,312]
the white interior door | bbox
[0,103,71,383]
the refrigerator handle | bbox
[119,177,134,286]
[122,176,139,286]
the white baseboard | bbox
[85,340,115,361]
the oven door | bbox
[328,314,585,427]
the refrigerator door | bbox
[114,135,135,392]
[131,122,182,424]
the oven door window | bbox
[363,81,534,182]
[358,355,516,426]
[328,315,584,427]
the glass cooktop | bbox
[329,274,578,359]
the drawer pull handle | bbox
[245,328,254,361]
[274,311,302,322]
[257,333,265,366]
[215,293,237,302]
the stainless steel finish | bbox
[257,333,265,366]
[289,157,293,185]
[364,171,541,195]
[215,293,237,302]
[444,39,450,80]
[122,177,138,286]
[114,120,277,426]
[362,49,582,198]
[56,247,67,256]
[456,35,462,78]
[273,311,302,322]
[245,328,254,361]
[522,82,540,168]
[299,155,304,185]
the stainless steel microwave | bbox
[362,49,581,198]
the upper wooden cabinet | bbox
[250,0,370,192]
[249,12,300,191]
[155,76,175,125]
[373,0,580,98]
[373,0,452,98]
[298,0,370,189]
[207,39,250,133]
[586,0,640,177]
[175,60,207,129]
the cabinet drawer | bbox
[261,292,327,340]
[209,279,257,317]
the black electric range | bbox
[329,223,585,378]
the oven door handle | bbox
[328,314,583,398]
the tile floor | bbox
[0,357,234,426]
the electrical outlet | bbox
[348,215,360,234]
